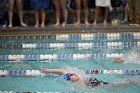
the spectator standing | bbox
[0,0,8,27]
[32,0,50,28]
[127,0,140,26]
[54,0,68,27]
[8,0,27,27]
[75,0,89,27]
[93,0,111,26]
[121,0,128,24]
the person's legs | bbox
[124,5,128,21]
[122,0,128,22]
[127,0,135,25]
[34,9,39,27]
[93,6,100,26]
[8,0,14,27]
[16,0,27,26]
[103,7,109,26]
[75,0,81,26]
[54,0,61,26]
[113,0,118,18]
[82,0,89,26]
[61,0,68,27]
[121,4,128,24]
[134,0,140,25]
[0,11,7,27]
[41,9,46,28]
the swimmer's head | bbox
[113,57,124,63]
[64,73,80,82]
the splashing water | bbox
[65,67,89,78]
[65,67,92,88]
[122,48,140,64]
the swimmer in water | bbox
[113,48,140,63]
[113,57,125,63]
[40,68,108,87]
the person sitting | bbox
[8,0,27,27]
[40,68,108,87]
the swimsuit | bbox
[86,78,108,87]
[64,73,108,87]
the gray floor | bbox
[0,24,140,36]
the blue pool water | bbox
[0,32,140,93]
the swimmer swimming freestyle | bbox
[113,48,140,64]
[40,68,108,87]
[113,57,124,63]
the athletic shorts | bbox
[32,0,50,9]
[122,0,127,7]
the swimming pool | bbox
[0,30,140,93]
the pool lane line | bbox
[0,53,124,61]
[0,69,140,77]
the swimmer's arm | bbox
[40,68,67,74]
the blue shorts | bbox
[32,0,50,9]
[122,0,127,7]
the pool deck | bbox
[0,24,140,36]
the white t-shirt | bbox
[96,0,111,7]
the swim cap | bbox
[64,73,71,81]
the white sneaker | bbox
[2,24,7,28]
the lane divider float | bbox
[0,69,140,77]
[0,53,123,61]
[0,42,139,49]
[0,33,140,41]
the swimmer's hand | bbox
[40,68,49,73]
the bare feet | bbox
[41,23,45,28]
[62,22,66,28]
[93,21,96,27]
[85,21,89,27]
[134,23,140,26]
[54,22,60,27]
[21,23,27,27]
[34,24,39,28]
[74,22,80,27]
[103,21,107,27]
[8,24,12,28]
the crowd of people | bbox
[0,0,140,28]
